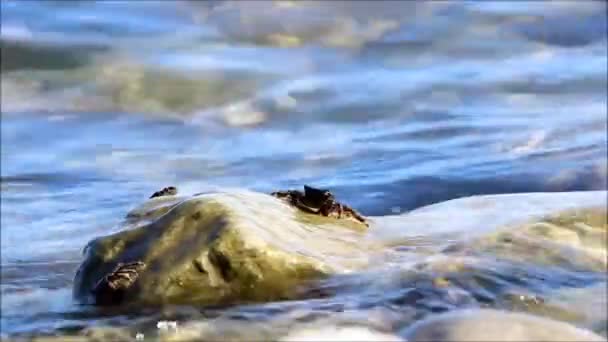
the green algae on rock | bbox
[467,207,607,273]
[74,191,378,306]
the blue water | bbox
[1,0,606,338]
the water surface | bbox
[1,0,606,338]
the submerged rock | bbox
[372,191,606,245]
[280,325,404,342]
[74,190,378,306]
[469,207,607,272]
[401,309,605,341]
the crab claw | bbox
[91,261,146,305]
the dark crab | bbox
[149,186,178,199]
[91,261,146,305]
[271,185,368,226]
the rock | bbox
[291,192,607,338]
[64,189,608,342]
[401,309,606,342]
[124,194,187,225]
[463,206,607,272]
[156,310,403,342]
[373,191,606,271]
[73,191,379,306]
[279,325,404,342]
[74,190,606,307]
[372,190,606,240]
[538,282,608,336]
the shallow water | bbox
[1,0,607,339]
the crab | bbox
[91,261,146,305]
[271,185,368,226]
[149,186,178,199]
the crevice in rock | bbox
[208,248,234,282]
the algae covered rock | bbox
[470,206,607,272]
[73,191,377,306]
[74,189,605,310]
[372,190,606,245]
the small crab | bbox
[271,185,368,226]
[149,186,178,199]
[91,261,146,305]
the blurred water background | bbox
[1,0,606,339]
